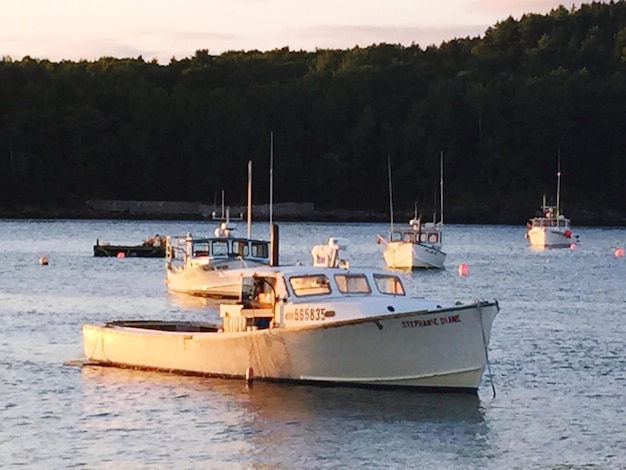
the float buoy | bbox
[39,256,49,266]
[615,248,624,257]
[117,252,125,258]
[457,263,469,277]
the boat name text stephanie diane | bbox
[402,314,461,328]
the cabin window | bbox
[289,275,331,297]
[233,240,249,257]
[251,242,269,258]
[403,232,416,243]
[334,274,371,294]
[390,231,403,242]
[192,242,210,257]
[373,274,405,295]
[420,233,428,243]
[428,233,439,243]
[211,240,229,256]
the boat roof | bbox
[169,235,270,244]
[231,264,398,278]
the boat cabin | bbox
[389,229,441,245]
[166,233,270,268]
[219,268,406,333]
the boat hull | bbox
[527,227,578,248]
[93,244,165,258]
[166,262,264,298]
[383,241,446,269]
[83,302,498,392]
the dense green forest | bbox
[1,1,626,223]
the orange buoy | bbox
[39,256,49,266]
[457,263,469,277]
[116,252,125,258]
[615,248,624,257]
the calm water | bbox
[1,219,625,469]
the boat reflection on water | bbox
[79,364,486,427]
[77,362,491,467]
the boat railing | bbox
[531,217,570,228]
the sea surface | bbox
[0,219,625,469]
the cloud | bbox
[291,24,488,50]
[467,0,606,18]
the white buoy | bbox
[245,367,254,382]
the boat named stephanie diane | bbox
[83,264,499,392]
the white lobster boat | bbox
[525,165,579,248]
[165,161,274,298]
[165,230,273,298]
[379,153,446,270]
[380,218,446,270]
[525,207,579,248]
[83,264,499,392]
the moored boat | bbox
[525,163,579,248]
[83,264,499,392]
[379,153,446,269]
[93,236,166,258]
[165,229,274,298]
[165,160,273,298]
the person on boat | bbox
[214,223,232,238]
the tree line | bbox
[1,1,625,224]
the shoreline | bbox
[1,201,625,226]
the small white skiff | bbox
[83,264,499,392]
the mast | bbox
[440,150,444,227]
[556,147,561,218]
[247,160,252,239]
[269,131,274,230]
[387,155,394,231]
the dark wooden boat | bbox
[93,237,166,258]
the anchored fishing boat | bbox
[525,162,579,248]
[379,153,446,269]
[83,262,499,392]
[93,235,166,258]
[165,161,273,298]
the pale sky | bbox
[0,1,608,63]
